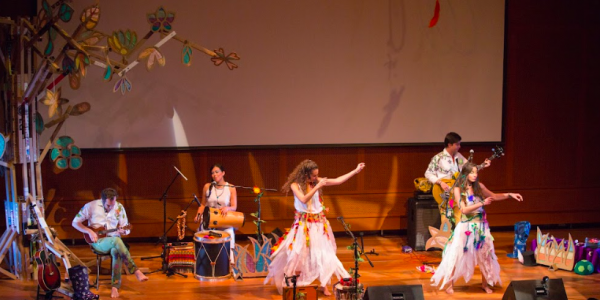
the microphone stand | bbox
[284,273,299,300]
[140,171,185,276]
[217,184,277,244]
[338,216,373,300]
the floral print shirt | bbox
[73,199,130,236]
[425,148,467,184]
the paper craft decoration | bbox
[534,227,575,271]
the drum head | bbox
[194,231,231,244]
[202,206,211,229]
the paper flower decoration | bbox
[107,30,138,57]
[50,136,82,170]
[211,48,240,70]
[147,7,175,33]
[138,47,166,71]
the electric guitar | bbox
[83,224,132,245]
[29,203,61,292]
[432,146,505,207]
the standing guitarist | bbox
[424,132,491,226]
[72,188,148,298]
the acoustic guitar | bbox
[83,224,132,245]
[432,146,505,207]
[29,203,61,292]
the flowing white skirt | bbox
[431,218,501,289]
[264,213,350,294]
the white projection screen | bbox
[38,0,505,148]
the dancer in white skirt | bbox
[265,160,365,296]
[431,162,523,294]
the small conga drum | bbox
[333,282,364,300]
[202,207,245,229]
[194,231,231,281]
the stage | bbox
[1,227,599,300]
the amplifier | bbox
[407,198,440,251]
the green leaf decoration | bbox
[69,145,81,156]
[50,148,60,161]
[56,158,68,169]
[56,136,74,147]
[59,3,74,22]
[182,42,192,66]
[70,156,83,169]
[103,64,113,81]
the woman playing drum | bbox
[195,163,238,263]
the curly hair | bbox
[281,159,320,194]
[455,162,483,199]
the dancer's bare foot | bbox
[445,285,454,295]
[111,287,119,298]
[481,284,493,294]
[322,285,332,296]
[134,270,148,282]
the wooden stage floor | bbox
[1,227,599,300]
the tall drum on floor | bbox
[194,231,231,281]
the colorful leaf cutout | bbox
[138,47,166,71]
[59,3,74,22]
[103,64,113,81]
[62,56,75,75]
[81,5,100,30]
[182,42,192,66]
[74,52,90,77]
[113,76,132,95]
[69,72,81,90]
[78,30,104,46]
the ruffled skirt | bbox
[264,212,350,294]
[430,218,501,289]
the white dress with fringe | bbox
[264,187,350,294]
[430,193,502,289]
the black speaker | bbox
[364,284,424,300]
[407,198,440,251]
[502,278,568,300]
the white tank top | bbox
[206,183,231,208]
[294,185,323,214]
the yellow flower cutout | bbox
[41,87,68,118]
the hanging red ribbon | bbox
[429,0,440,28]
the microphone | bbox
[468,149,474,162]
[173,166,188,181]
[193,194,201,206]
[337,216,345,222]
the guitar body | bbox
[84,224,132,245]
[432,178,456,206]
[34,250,61,292]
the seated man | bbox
[72,188,148,298]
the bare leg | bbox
[111,287,119,298]
[445,267,455,294]
[481,274,492,293]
